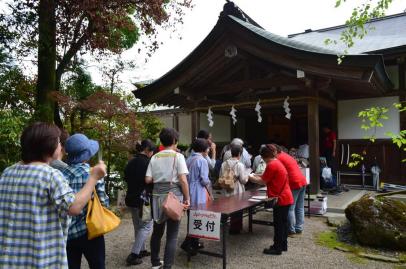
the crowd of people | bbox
[124,128,309,267]
[0,122,308,269]
[0,122,107,269]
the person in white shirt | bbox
[222,138,252,169]
[252,144,267,175]
[145,128,190,269]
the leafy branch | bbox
[358,106,389,142]
[348,102,405,167]
[326,0,393,63]
[348,153,364,168]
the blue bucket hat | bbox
[65,134,99,165]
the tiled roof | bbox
[288,12,406,54]
[229,15,342,55]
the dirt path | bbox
[82,212,393,269]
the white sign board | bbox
[188,210,221,241]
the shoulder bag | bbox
[162,154,185,221]
[86,189,121,240]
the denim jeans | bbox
[288,186,306,233]
[150,218,180,269]
[129,207,153,255]
[67,234,105,269]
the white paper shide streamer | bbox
[230,106,237,125]
[207,107,214,127]
[283,96,291,119]
[255,100,262,123]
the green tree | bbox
[1,0,192,125]
[0,110,27,172]
[0,50,35,172]
[62,65,97,132]
[138,113,164,144]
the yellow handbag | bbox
[86,189,121,240]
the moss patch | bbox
[316,230,405,265]
[316,230,359,253]
[316,230,345,249]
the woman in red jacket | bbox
[249,144,293,255]
[274,145,307,236]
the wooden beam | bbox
[232,36,366,81]
[140,35,230,103]
[195,75,303,98]
[191,111,200,141]
[396,68,405,183]
[173,113,179,132]
[199,63,245,87]
[307,96,320,194]
[185,54,236,89]
[399,57,405,91]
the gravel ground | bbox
[82,212,395,269]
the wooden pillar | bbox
[400,94,406,182]
[398,57,405,182]
[308,98,320,194]
[398,57,405,91]
[173,113,179,132]
[191,111,200,141]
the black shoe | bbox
[126,253,142,266]
[151,261,163,269]
[263,247,282,255]
[180,242,197,256]
[269,245,287,252]
[139,250,151,258]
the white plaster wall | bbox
[199,113,231,143]
[338,96,400,139]
[158,115,174,128]
[178,114,192,145]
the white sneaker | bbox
[151,261,163,269]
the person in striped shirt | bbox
[0,122,106,269]
[63,133,109,269]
